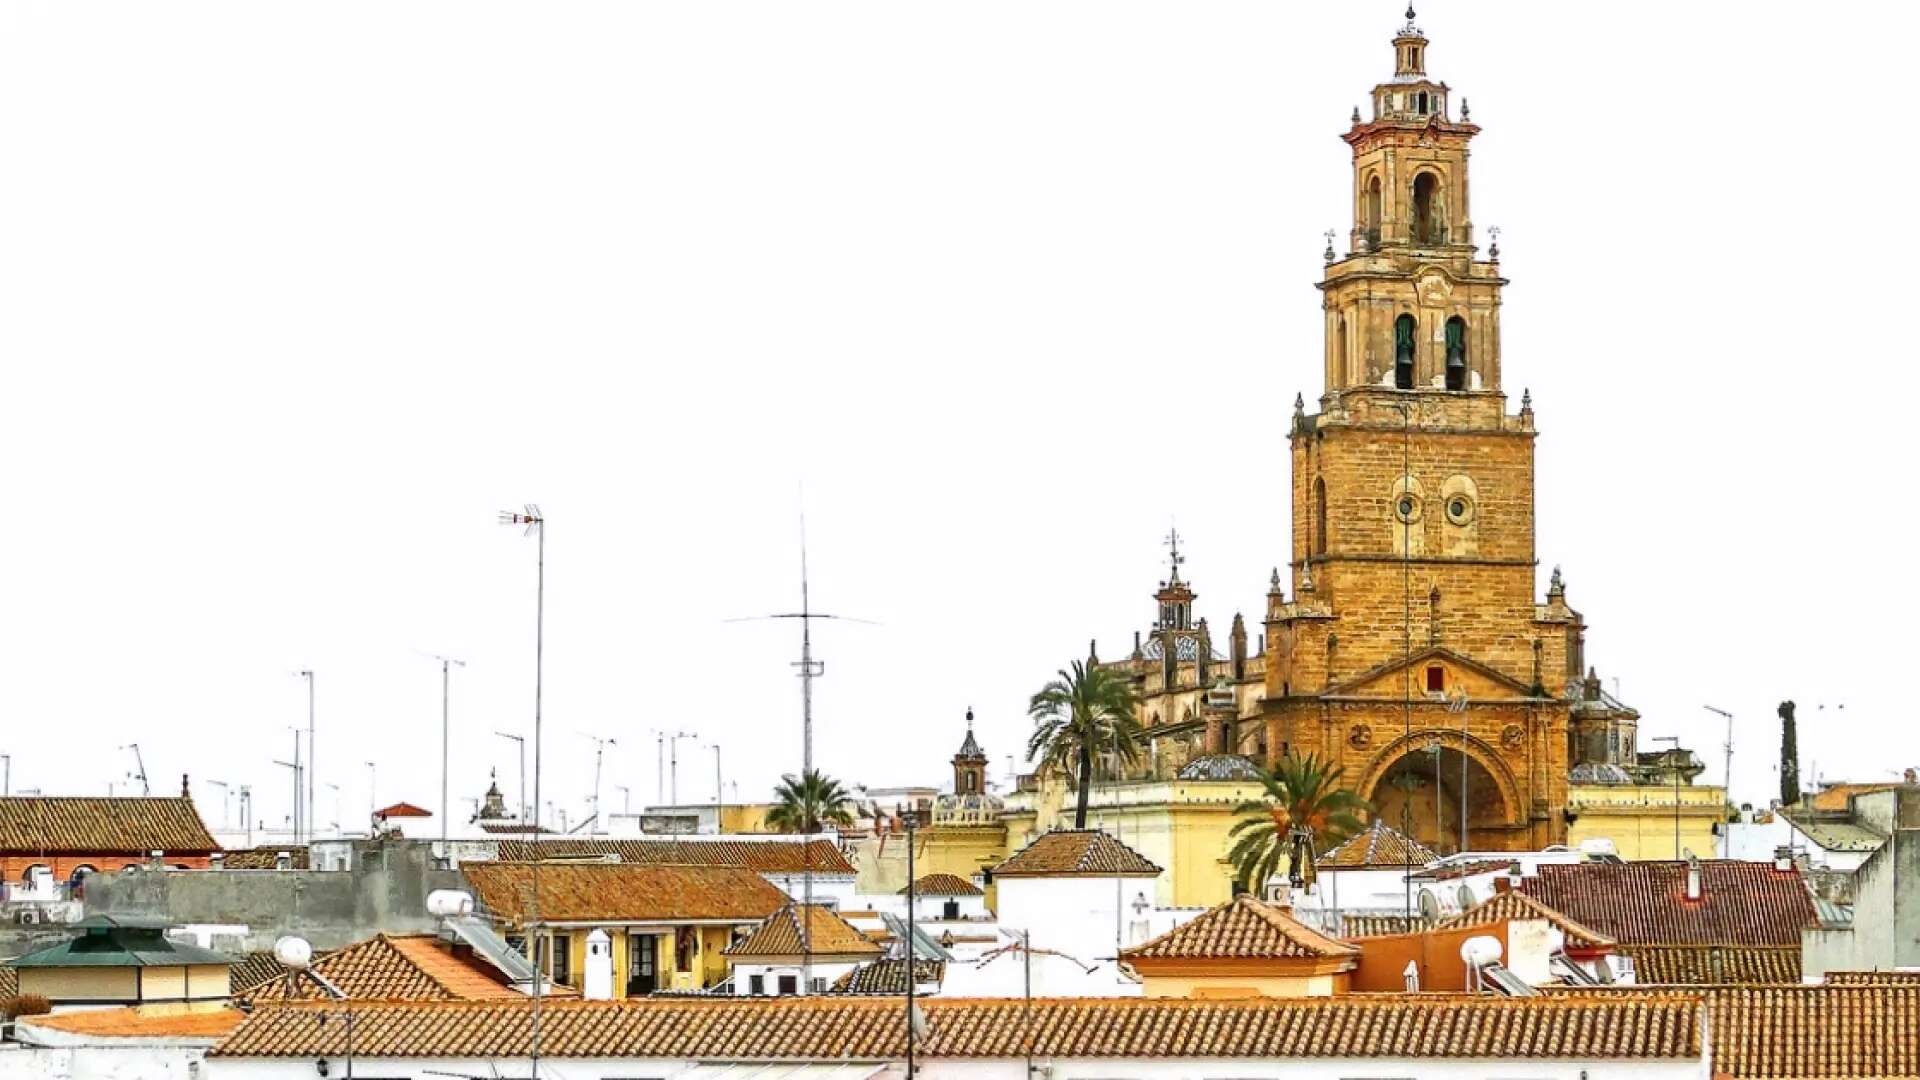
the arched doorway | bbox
[1361,733,1517,855]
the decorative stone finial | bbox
[1520,387,1532,412]
[1300,561,1315,593]
[1351,105,1362,125]
[1323,229,1337,264]
[1487,225,1501,260]
[1270,566,1283,592]
[1548,565,1566,600]
[1461,97,1470,121]
[965,706,974,730]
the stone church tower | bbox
[1260,9,1598,853]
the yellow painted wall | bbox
[1006,779,1265,908]
[1141,971,1345,998]
[1568,783,1726,861]
[186,965,231,1000]
[21,967,138,1002]
[141,967,187,1001]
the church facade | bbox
[1094,11,1652,856]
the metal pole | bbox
[1653,735,1681,860]
[442,661,451,847]
[2,753,9,796]
[906,814,916,1080]
[495,732,526,826]
[300,671,315,848]
[713,745,723,818]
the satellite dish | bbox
[1459,934,1502,966]
[273,936,313,971]
[427,890,474,917]
[1417,888,1441,922]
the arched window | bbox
[1445,316,1468,390]
[1394,314,1417,389]
[1314,477,1328,554]
[1412,172,1441,245]
[1364,177,1383,248]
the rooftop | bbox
[829,958,945,995]
[901,873,982,897]
[464,862,789,924]
[1319,819,1437,869]
[490,837,856,875]
[992,830,1161,878]
[1176,754,1264,782]
[10,919,229,968]
[0,796,216,855]
[1434,889,1616,952]
[1619,944,1802,985]
[209,994,1703,1061]
[725,903,882,960]
[1122,895,1359,963]
[238,934,528,1002]
[1519,860,1817,946]
[1807,782,1903,813]
[217,846,309,870]
[24,1002,246,1040]
[1784,813,1887,852]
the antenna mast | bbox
[121,744,150,796]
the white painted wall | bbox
[730,959,861,996]
[995,876,1153,967]
[0,1044,204,1080]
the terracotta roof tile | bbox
[1122,896,1359,962]
[1808,782,1901,813]
[991,830,1160,878]
[226,953,299,996]
[0,797,216,855]
[1338,913,1430,938]
[218,847,308,870]
[1319,819,1436,868]
[901,873,981,896]
[0,965,16,997]
[725,903,882,960]
[491,838,855,875]
[1827,970,1920,986]
[464,862,789,924]
[1620,944,1801,985]
[829,959,944,994]
[239,935,524,1003]
[210,994,1703,1061]
[1550,985,1920,1078]
[1519,861,1817,946]
[1436,890,1617,952]
[26,1002,246,1039]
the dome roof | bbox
[1177,754,1263,781]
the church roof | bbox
[1319,820,1437,869]
[1121,895,1359,963]
[1177,754,1263,782]
[956,728,983,759]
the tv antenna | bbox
[120,744,150,796]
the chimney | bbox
[275,851,292,871]
[1773,846,1794,872]
[1684,855,1702,901]
[209,852,225,871]
[181,774,191,798]
[148,850,165,869]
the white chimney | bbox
[1773,846,1793,872]
[1684,855,1702,901]
[583,929,614,1000]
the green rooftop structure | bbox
[11,914,233,1006]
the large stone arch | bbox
[1354,726,1524,830]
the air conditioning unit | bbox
[18,908,41,926]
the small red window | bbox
[1426,666,1446,692]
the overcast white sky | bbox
[2,3,1914,837]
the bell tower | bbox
[1263,8,1574,854]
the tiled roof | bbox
[1551,985,1920,1078]
[1519,861,1817,946]
[902,873,981,896]
[226,953,298,996]
[991,830,1160,878]
[1827,970,1920,986]
[239,935,524,1002]
[1122,895,1359,962]
[1338,913,1430,938]
[829,959,945,994]
[725,904,882,960]
[1413,858,1521,881]
[210,994,1703,1061]
[218,847,309,870]
[1436,890,1616,952]
[464,862,789,924]
[374,802,433,818]
[1807,782,1901,813]
[490,838,855,875]
[1319,819,1436,868]
[1620,944,1801,985]
[24,1003,246,1039]
[0,965,15,997]
[1785,814,1886,852]
[0,797,216,855]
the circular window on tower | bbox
[1394,494,1421,524]
[1445,494,1475,526]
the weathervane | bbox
[1164,526,1186,582]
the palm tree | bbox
[1226,752,1370,895]
[765,769,856,834]
[1027,659,1145,829]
